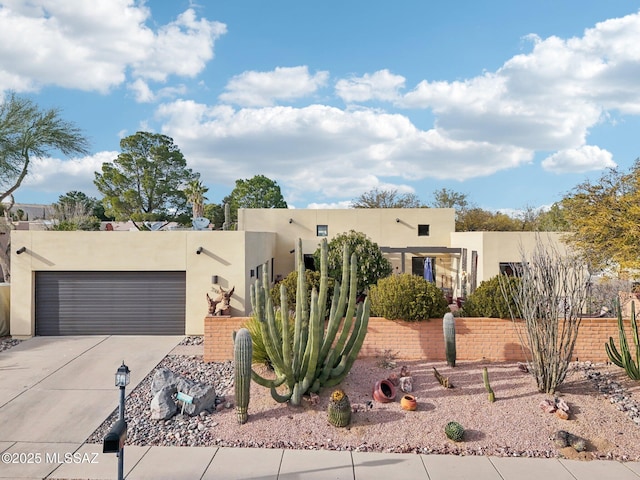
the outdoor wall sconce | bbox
[288,218,293,224]
[16,246,26,254]
[196,247,203,255]
[395,218,400,223]
[211,275,219,284]
[250,269,255,277]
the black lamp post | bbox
[104,361,130,480]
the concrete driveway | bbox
[0,336,181,444]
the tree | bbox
[313,230,392,293]
[51,191,104,231]
[223,174,287,224]
[430,188,471,212]
[455,208,522,232]
[94,132,198,222]
[351,187,423,208]
[561,161,640,273]
[534,203,570,232]
[1,93,89,205]
[0,93,88,281]
[184,179,208,219]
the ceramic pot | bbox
[400,394,417,411]
[372,379,397,403]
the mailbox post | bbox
[103,362,130,480]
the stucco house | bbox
[9,208,563,337]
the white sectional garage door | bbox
[35,271,186,335]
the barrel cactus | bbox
[327,389,351,427]
[234,328,253,424]
[444,421,465,442]
[443,312,456,367]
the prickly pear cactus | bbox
[327,389,351,427]
[444,421,464,442]
[234,328,253,424]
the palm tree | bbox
[184,179,208,218]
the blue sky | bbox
[2,1,640,212]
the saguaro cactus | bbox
[443,312,456,367]
[605,299,640,380]
[234,328,253,424]
[250,238,370,406]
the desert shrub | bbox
[313,230,392,293]
[369,273,449,321]
[270,270,334,313]
[242,312,294,367]
[462,275,521,318]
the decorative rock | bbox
[399,376,413,393]
[552,430,587,452]
[151,386,178,420]
[149,367,218,417]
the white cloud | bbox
[22,151,118,195]
[393,11,640,160]
[0,2,225,96]
[542,145,616,173]
[128,79,155,103]
[156,100,532,201]
[335,69,406,103]
[219,66,329,107]
[306,201,352,209]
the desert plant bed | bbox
[87,356,640,462]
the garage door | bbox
[35,271,186,335]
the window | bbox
[316,225,328,237]
[499,262,524,277]
[418,224,430,236]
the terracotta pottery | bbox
[400,394,417,411]
[372,379,397,403]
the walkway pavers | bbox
[202,447,283,480]
[422,454,504,480]
[560,458,640,480]
[47,444,150,480]
[126,445,216,480]
[352,451,427,479]
[490,456,576,480]
[278,449,353,480]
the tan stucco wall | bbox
[10,230,276,337]
[239,208,456,277]
[450,231,565,289]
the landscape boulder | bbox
[149,368,218,419]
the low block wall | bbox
[204,316,633,363]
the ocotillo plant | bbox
[233,328,253,424]
[250,238,370,406]
[443,312,456,367]
[605,298,640,380]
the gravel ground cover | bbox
[87,339,640,462]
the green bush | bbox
[462,275,521,318]
[242,312,294,367]
[313,230,392,293]
[270,270,334,313]
[369,274,449,321]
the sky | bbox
[2,0,640,212]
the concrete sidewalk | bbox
[1,336,639,480]
[0,444,636,479]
